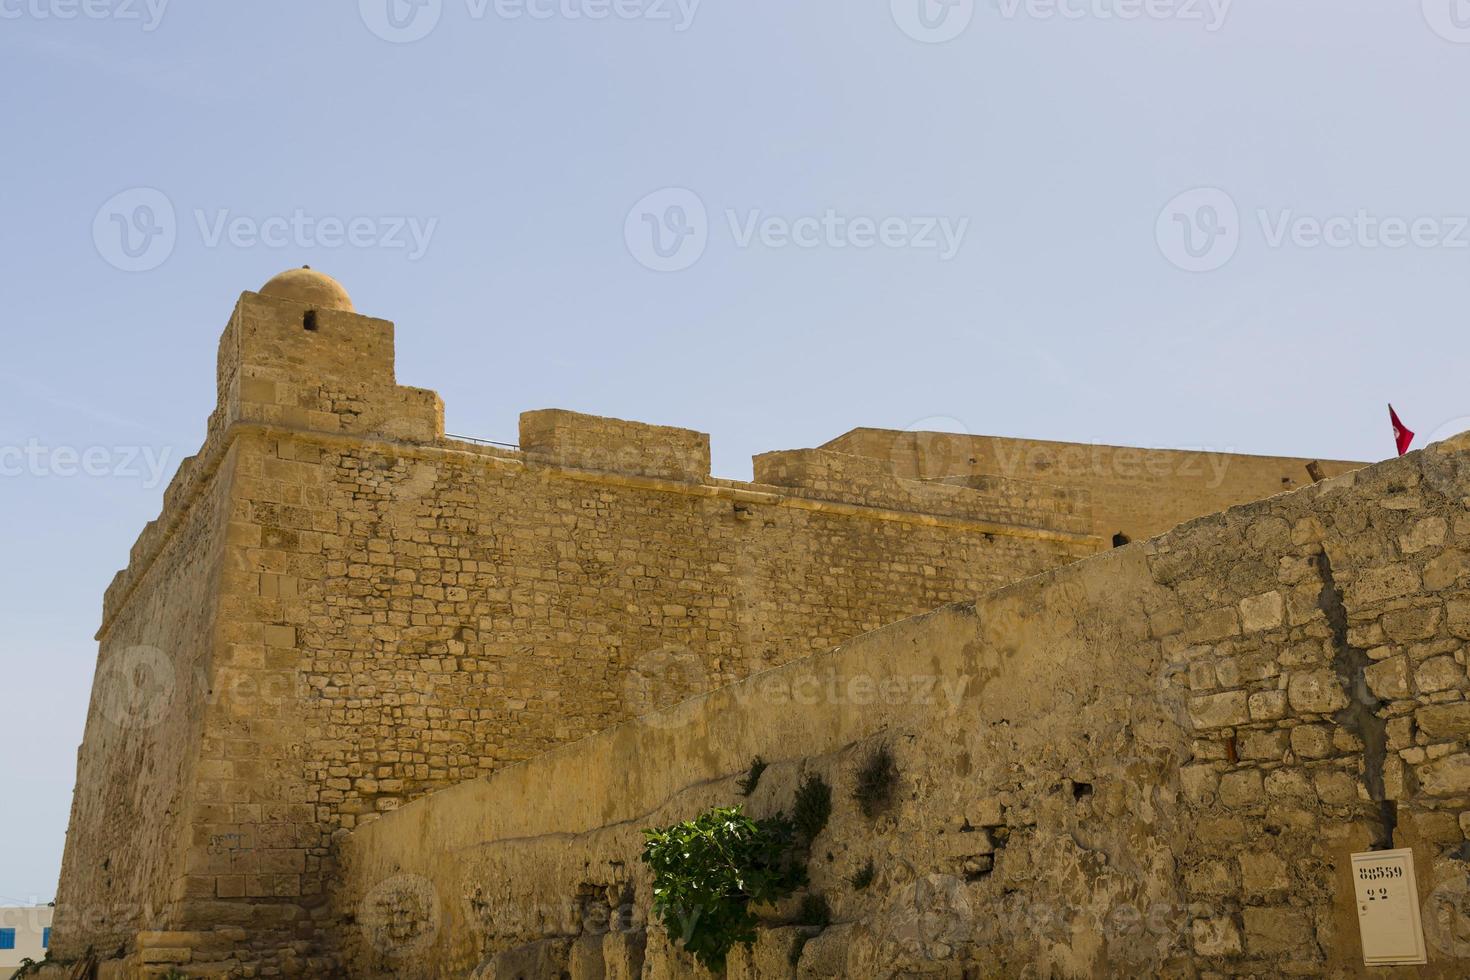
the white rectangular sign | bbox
[1351,847,1426,966]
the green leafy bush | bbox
[641,806,807,971]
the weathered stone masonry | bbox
[50,268,1372,976]
[337,433,1470,978]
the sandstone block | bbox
[1290,725,1334,759]
[1399,516,1447,554]
[1191,916,1242,957]
[1415,703,1470,739]
[1239,852,1290,897]
[1242,907,1315,956]
[1219,770,1264,807]
[1248,690,1287,721]
[1351,564,1422,604]
[1237,730,1287,761]
[1189,692,1250,730]
[1424,550,1470,591]
[1417,752,1470,797]
[1313,770,1359,805]
[1264,769,1314,800]
[1240,591,1285,632]
[1180,765,1218,804]
[1184,860,1236,896]
[1383,605,1442,642]
[1416,656,1465,694]
[1363,656,1410,700]
[1288,670,1349,714]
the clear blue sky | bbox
[3,0,1469,902]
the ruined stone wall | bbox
[51,288,1103,976]
[823,427,1365,544]
[335,435,1470,978]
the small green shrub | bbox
[849,858,876,890]
[797,893,831,928]
[641,806,807,972]
[737,756,768,797]
[793,773,832,843]
[853,743,899,818]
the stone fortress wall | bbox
[824,428,1364,545]
[48,269,1377,977]
[336,433,1470,979]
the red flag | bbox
[1389,404,1415,456]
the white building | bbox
[0,907,51,979]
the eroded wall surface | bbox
[824,427,1366,545]
[336,435,1470,978]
